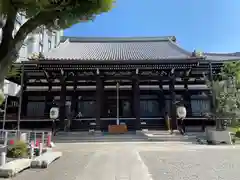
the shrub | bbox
[7,140,28,158]
[235,130,240,138]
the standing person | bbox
[179,117,186,135]
[176,103,187,135]
[66,110,74,132]
[52,118,56,136]
[50,100,58,136]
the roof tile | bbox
[43,36,193,61]
[204,52,240,61]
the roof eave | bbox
[18,57,204,66]
[60,36,177,43]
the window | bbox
[48,40,51,50]
[165,99,171,114]
[121,100,132,117]
[27,102,45,117]
[140,100,161,117]
[78,101,96,118]
[27,42,33,55]
[39,43,43,52]
[48,36,52,50]
[16,45,27,62]
[191,99,210,116]
[52,32,56,48]
[16,14,22,23]
[39,30,44,44]
[27,96,45,117]
[54,33,58,47]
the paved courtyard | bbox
[6,142,240,180]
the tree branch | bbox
[13,11,53,49]
[0,5,17,60]
[3,11,57,65]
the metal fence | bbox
[0,129,52,147]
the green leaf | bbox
[0,0,115,87]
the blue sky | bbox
[64,0,240,53]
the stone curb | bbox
[0,158,31,178]
[31,151,62,169]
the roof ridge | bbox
[44,38,70,55]
[61,36,176,43]
[167,38,193,57]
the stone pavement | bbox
[5,142,240,180]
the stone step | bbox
[53,130,201,143]
[53,135,147,140]
[53,131,148,142]
[53,135,198,143]
[53,139,148,143]
[147,135,197,142]
[53,136,148,142]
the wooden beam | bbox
[25,79,207,87]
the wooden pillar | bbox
[183,77,192,116]
[44,81,53,117]
[96,72,103,130]
[208,62,215,112]
[169,73,177,130]
[71,74,77,115]
[21,82,27,116]
[158,80,165,115]
[17,64,25,131]
[132,74,140,130]
[59,71,66,130]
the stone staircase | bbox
[52,130,203,143]
[141,130,204,142]
[52,131,148,143]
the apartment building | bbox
[4,13,63,96]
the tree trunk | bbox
[0,61,10,104]
[0,53,18,102]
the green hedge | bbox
[7,140,28,158]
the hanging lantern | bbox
[177,106,187,119]
[50,107,59,119]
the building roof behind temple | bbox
[42,36,196,61]
[204,52,240,61]
[42,36,240,62]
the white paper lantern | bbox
[50,107,59,119]
[177,106,187,119]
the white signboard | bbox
[177,106,187,119]
[50,107,59,119]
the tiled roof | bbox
[43,36,195,61]
[204,52,240,61]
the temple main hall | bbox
[4,36,240,131]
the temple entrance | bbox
[101,82,136,131]
[105,99,117,118]
[105,82,120,125]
